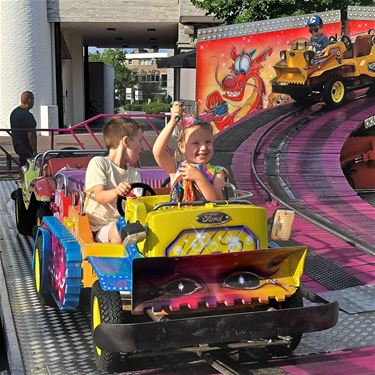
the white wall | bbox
[62,33,85,126]
[180,68,196,101]
[0,0,54,130]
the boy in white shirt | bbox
[85,117,143,243]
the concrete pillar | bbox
[0,0,54,129]
[62,33,84,126]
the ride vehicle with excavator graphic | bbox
[271,30,375,107]
[31,174,339,372]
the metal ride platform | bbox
[0,106,374,374]
[1,180,374,375]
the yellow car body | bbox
[272,33,375,106]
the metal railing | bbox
[0,112,171,175]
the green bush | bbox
[142,102,170,114]
[122,103,143,111]
[122,102,170,114]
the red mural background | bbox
[346,19,375,35]
[196,22,342,131]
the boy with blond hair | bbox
[85,117,143,243]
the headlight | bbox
[161,278,203,297]
[280,50,287,61]
[222,271,262,290]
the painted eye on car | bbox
[222,271,261,290]
[162,278,203,296]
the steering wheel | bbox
[116,182,156,216]
[341,35,353,51]
[329,35,337,43]
[161,176,171,187]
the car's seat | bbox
[46,156,92,176]
[353,35,373,58]
[343,49,353,59]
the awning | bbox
[157,50,196,68]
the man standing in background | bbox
[10,91,37,166]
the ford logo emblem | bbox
[196,212,231,225]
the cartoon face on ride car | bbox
[132,247,303,314]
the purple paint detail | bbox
[139,168,168,188]
[57,169,86,194]
[56,167,168,194]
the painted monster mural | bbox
[201,47,273,131]
[196,22,342,131]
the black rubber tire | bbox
[269,288,303,355]
[323,78,347,108]
[36,203,52,227]
[34,234,54,306]
[91,281,123,372]
[14,188,33,235]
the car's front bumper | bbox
[93,300,339,354]
[272,82,321,97]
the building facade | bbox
[0,0,220,130]
[124,50,172,102]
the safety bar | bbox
[153,199,252,211]
[35,149,107,176]
[72,188,85,215]
[236,189,254,200]
[54,172,69,196]
[221,183,253,201]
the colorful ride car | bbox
[32,180,339,372]
[12,149,106,235]
[271,30,375,107]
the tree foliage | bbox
[191,0,374,24]
[88,49,138,105]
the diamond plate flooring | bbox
[318,285,375,314]
[0,180,374,375]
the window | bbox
[138,74,146,82]
[161,74,167,88]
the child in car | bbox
[84,117,143,243]
[307,15,330,53]
[153,102,227,202]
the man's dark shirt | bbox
[10,106,36,156]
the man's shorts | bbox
[94,222,117,243]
